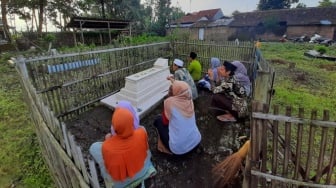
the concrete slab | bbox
[100,58,171,118]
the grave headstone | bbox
[100,58,171,118]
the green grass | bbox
[262,42,336,118]
[0,53,54,187]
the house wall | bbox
[286,26,335,39]
[205,27,235,41]
[167,25,336,41]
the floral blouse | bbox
[212,76,248,117]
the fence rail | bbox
[247,101,336,187]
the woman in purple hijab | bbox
[109,100,140,135]
[231,61,251,96]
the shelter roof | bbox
[66,17,130,29]
[229,7,336,27]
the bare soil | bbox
[65,90,250,188]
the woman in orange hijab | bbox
[89,108,156,188]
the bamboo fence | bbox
[15,40,281,188]
[246,101,336,188]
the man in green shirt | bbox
[187,52,202,81]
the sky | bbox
[171,0,320,15]
[12,0,321,32]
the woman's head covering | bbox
[211,57,221,82]
[164,80,194,119]
[210,57,221,69]
[112,108,134,138]
[103,108,148,181]
[116,100,140,129]
[231,61,251,96]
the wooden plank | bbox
[251,170,336,188]
[260,103,269,187]
[283,106,292,177]
[76,145,90,183]
[315,110,329,182]
[294,108,304,180]
[305,110,317,181]
[61,122,72,157]
[88,159,100,188]
[252,112,336,128]
[326,129,336,183]
[271,105,279,188]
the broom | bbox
[212,140,250,187]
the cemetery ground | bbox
[1,42,336,187]
[65,90,249,188]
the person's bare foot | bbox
[216,114,236,122]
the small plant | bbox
[315,45,327,55]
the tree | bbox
[1,0,12,42]
[152,0,171,36]
[318,0,335,7]
[258,0,299,10]
[295,3,307,8]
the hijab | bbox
[211,57,221,82]
[164,80,194,119]
[116,100,140,129]
[102,108,148,181]
[231,61,251,96]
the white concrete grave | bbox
[100,58,171,118]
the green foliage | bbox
[0,53,54,187]
[258,0,299,10]
[43,33,56,43]
[263,17,286,36]
[318,0,336,7]
[315,45,327,54]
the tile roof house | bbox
[167,8,234,41]
[169,8,224,28]
[229,7,336,41]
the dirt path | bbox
[66,91,250,188]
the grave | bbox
[100,58,171,118]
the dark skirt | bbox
[210,93,239,119]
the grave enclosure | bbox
[15,40,336,187]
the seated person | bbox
[209,61,249,122]
[231,61,251,96]
[109,100,140,136]
[198,57,222,90]
[154,80,201,155]
[167,59,198,100]
[89,108,156,188]
[187,52,202,82]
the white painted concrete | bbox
[100,58,171,118]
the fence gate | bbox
[246,101,336,188]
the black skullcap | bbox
[223,61,237,73]
[190,52,197,59]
